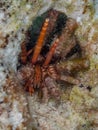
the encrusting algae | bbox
[0,0,98,130]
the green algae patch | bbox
[70,86,94,107]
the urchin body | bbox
[17,9,89,102]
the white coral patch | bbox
[9,101,24,130]
[0,66,7,87]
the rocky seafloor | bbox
[0,0,98,130]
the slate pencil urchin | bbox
[17,9,90,103]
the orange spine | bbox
[43,38,59,67]
[32,18,49,64]
[20,41,27,64]
[33,64,42,88]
